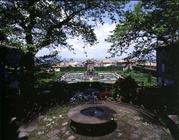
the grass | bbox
[35,68,156,88]
[35,71,65,87]
[118,70,156,87]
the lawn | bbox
[35,67,156,88]
[35,71,65,88]
[118,70,156,87]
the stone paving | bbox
[22,101,173,140]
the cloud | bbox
[34,1,141,60]
[59,22,117,59]
[36,22,125,60]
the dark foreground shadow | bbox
[70,120,117,137]
[160,115,179,140]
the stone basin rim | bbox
[68,104,116,125]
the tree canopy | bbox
[0,0,127,52]
[108,0,179,60]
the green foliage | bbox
[108,0,179,59]
[35,67,156,88]
[59,66,122,72]
[118,70,156,87]
[35,70,64,88]
[113,76,138,103]
[0,0,127,51]
[19,44,38,53]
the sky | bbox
[35,1,139,60]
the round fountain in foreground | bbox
[68,103,117,136]
[26,101,173,139]
[68,101,173,139]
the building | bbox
[156,46,179,87]
[116,60,136,71]
[101,59,114,67]
[0,43,24,94]
[51,64,61,72]
[62,61,82,67]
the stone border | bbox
[68,103,116,124]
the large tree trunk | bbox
[22,25,35,96]
[20,52,35,95]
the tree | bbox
[0,0,128,95]
[35,50,61,64]
[108,0,179,109]
[113,76,138,103]
[0,0,127,51]
[108,0,179,60]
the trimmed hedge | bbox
[60,66,123,72]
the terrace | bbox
[16,62,177,139]
[20,102,172,140]
[1,1,179,140]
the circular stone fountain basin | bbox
[68,104,116,125]
[68,103,117,136]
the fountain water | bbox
[81,107,105,117]
[60,59,122,84]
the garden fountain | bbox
[68,103,117,136]
[67,101,173,138]
[64,60,118,136]
[64,60,173,138]
[60,59,122,84]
